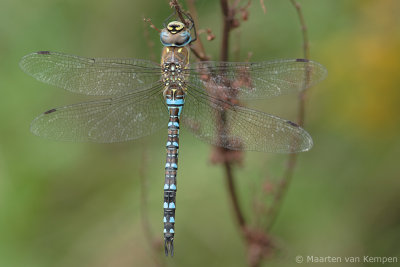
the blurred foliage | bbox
[0,0,399,266]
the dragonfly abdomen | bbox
[163,86,185,256]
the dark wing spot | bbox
[296,58,309,62]
[286,120,299,127]
[44,108,57,114]
[37,51,51,55]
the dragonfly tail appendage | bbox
[164,237,174,256]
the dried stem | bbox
[260,0,267,14]
[266,0,311,231]
[218,0,247,233]
[187,0,210,61]
[143,18,157,62]
[225,161,246,228]
[220,0,232,62]
[143,17,161,33]
[170,0,189,27]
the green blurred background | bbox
[1,0,400,266]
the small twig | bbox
[143,17,161,33]
[260,0,267,14]
[266,0,311,231]
[220,0,232,62]
[291,0,310,59]
[241,0,252,11]
[170,0,190,27]
[143,18,157,62]
[225,162,246,228]
[245,51,253,62]
[197,28,215,41]
[186,0,211,61]
[218,0,247,231]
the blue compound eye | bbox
[160,29,192,47]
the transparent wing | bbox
[20,51,162,96]
[181,84,313,153]
[31,85,168,142]
[187,59,327,100]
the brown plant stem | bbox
[218,0,247,232]
[266,0,311,231]
[187,0,210,61]
[143,18,157,62]
[220,0,232,62]
[170,0,188,27]
[225,161,246,228]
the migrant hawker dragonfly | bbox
[20,12,327,256]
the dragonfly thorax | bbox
[163,86,186,100]
[162,63,186,86]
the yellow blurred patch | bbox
[319,0,400,139]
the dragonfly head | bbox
[161,21,192,47]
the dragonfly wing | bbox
[31,86,168,142]
[182,84,312,153]
[188,59,327,99]
[20,51,162,96]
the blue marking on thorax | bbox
[166,98,185,106]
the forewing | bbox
[181,84,313,153]
[31,86,168,142]
[20,51,162,96]
[188,59,327,99]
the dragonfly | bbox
[20,11,327,256]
